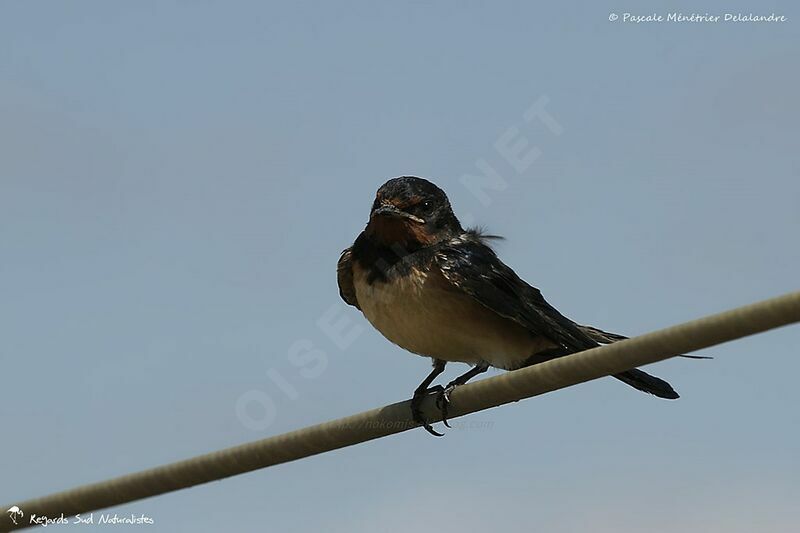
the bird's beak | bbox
[371,204,425,223]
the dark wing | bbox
[580,325,629,343]
[435,235,598,353]
[337,247,360,310]
[436,234,682,399]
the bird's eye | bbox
[408,201,432,216]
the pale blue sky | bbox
[1,1,798,532]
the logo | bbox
[7,506,24,525]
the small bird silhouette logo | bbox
[7,506,24,525]
[338,177,693,435]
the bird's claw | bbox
[435,384,458,428]
[411,385,445,437]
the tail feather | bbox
[581,325,713,359]
[523,324,687,399]
[614,369,679,399]
[579,324,717,398]
[521,345,681,399]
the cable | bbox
[2,291,799,531]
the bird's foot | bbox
[411,385,444,437]
[435,383,459,428]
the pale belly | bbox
[352,264,553,369]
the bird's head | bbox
[364,176,462,248]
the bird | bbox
[338,176,682,436]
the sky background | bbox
[1,1,799,531]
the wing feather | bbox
[435,236,597,353]
[337,247,360,309]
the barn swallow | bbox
[338,176,682,436]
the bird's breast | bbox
[352,261,552,368]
